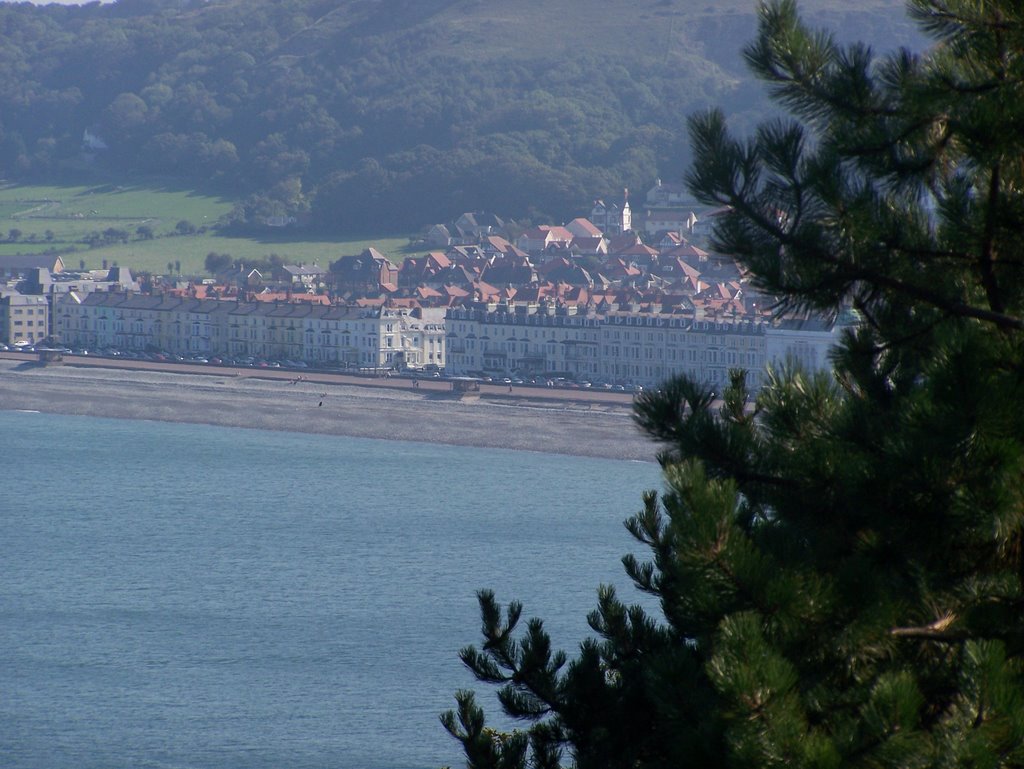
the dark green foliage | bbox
[204,252,232,275]
[444,2,1024,767]
[0,0,908,234]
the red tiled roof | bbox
[426,252,451,269]
[568,218,603,237]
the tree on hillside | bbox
[443,2,1024,767]
[204,252,232,275]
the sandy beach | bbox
[0,357,658,461]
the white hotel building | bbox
[57,292,446,370]
[445,303,837,390]
[55,292,833,390]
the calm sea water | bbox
[0,411,662,769]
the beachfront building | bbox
[446,303,771,389]
[764,316,838,375]
[446,304,603,382]
[56,291,829,390]
[0,290,50,346]
[57,293,232,355]
[227,301,442,369]
[446,302,837,390]
[397,306,446,370]
[57,292,446,371]
[600,311,771,391]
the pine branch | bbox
[722,186,1024,331]
[890,613,966,642]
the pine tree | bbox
[443,1,1024,767]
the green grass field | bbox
[65,232,413,276]
[0,182,414,276]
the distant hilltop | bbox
[0,0,914,234]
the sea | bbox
[0,410,663,769]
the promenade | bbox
[0,354,656,461]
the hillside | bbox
[0,0,913,233]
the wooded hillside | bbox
[0,0,912,233]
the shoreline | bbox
[0,359,658,461]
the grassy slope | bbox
[0,182,411,275]
[76,233,412,275]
